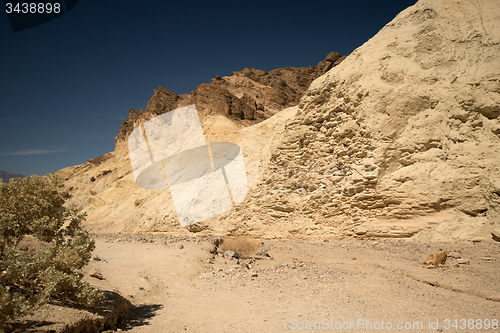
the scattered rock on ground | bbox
[89,269,104,280]
[447,252,461,259]
[423,251,447,266]
[472,237,486,243]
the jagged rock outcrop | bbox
[145,86,184,115]
[114,52,345,145]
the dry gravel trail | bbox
[79,234,500,333]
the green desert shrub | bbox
[0,175,103,327]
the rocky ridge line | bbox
[114,52,345,145]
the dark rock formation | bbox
[145,87,182,115]
[115,52,346,144]
[115,108,141,144]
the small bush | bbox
[0,175,103,327]
[219,236,259,259]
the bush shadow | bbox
[120,303,163,330]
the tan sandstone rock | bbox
[57,0,500,242]
[423,251,448,266]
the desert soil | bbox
[16,234,499,333]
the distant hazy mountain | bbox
[0,170,26,182]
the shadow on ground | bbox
[4,291,163,333]
[120,304,163,331]
[6,320,57,333]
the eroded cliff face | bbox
[59,0,500,241]
[225,0,500,240]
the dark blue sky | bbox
[0,0,417,176]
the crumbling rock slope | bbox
[227,0,500,240]
[59,0,500,242]
[57,107,299,234]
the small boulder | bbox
[89,269,104,280]
[225,250,236,259]
[355,226,368,236]
[423,250,447,266]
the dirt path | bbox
[78,234,500,333]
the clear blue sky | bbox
[0,0,417,176]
